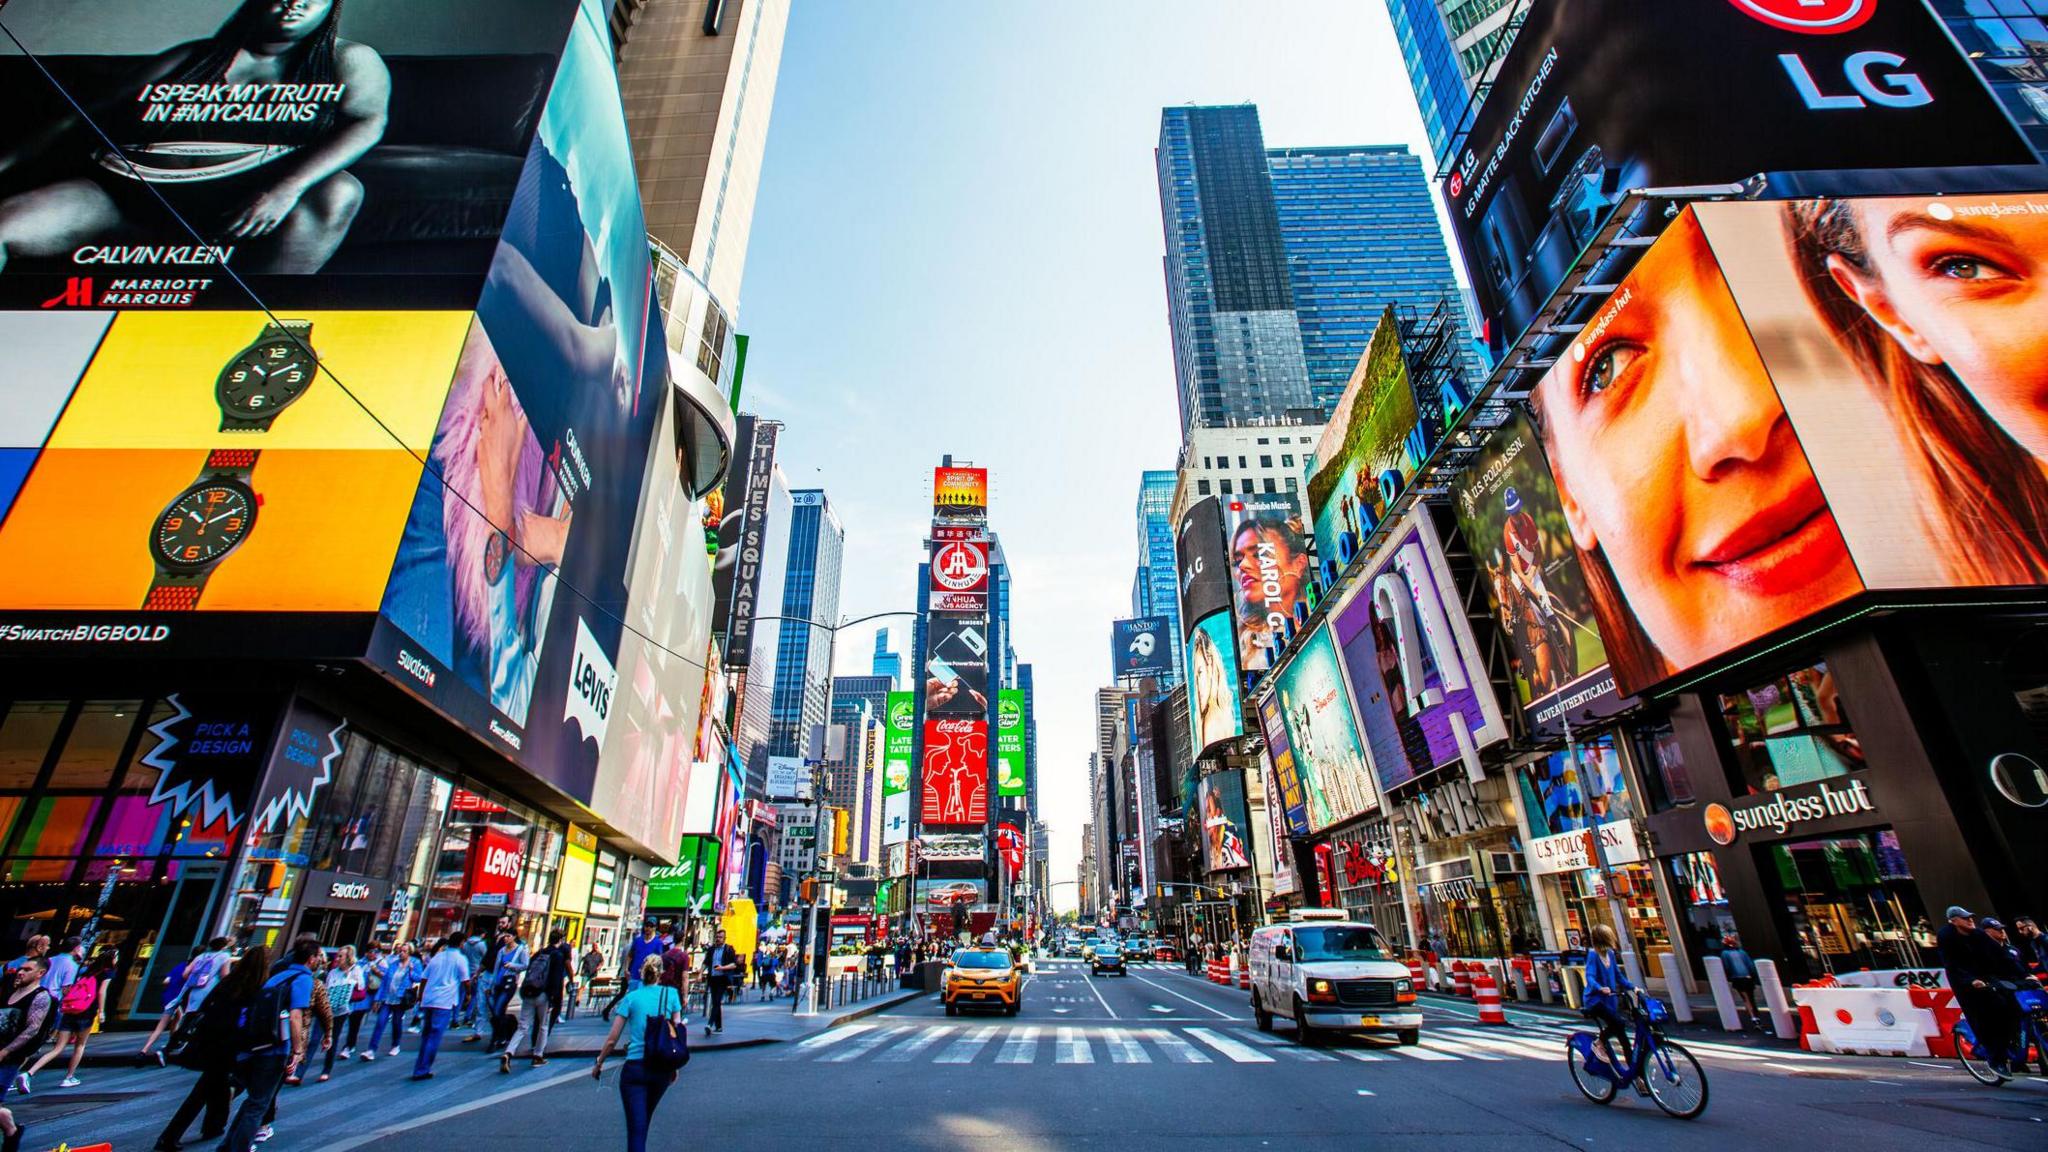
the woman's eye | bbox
[1581,344,1641,395]
[1931,255,2011,282]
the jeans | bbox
[366,1002,407,1052]
[158,1062,231,1146]
[411,1008,452,1077]
[1585,1003,1634,1069]
[504,996,550,1059]
[706,979,727,1030]
[618,1059,675,1152]
[1958,987,2020,1069]
[218,1052,287,1152]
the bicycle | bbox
[1566,989,1710,1119]
[1953,982,2048,1085]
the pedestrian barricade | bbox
[1451,961,1473,999]
[1473,971,1507,1025]
[1791,982,1953,1057]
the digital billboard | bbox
[1224,493,1312,672]
[995,688,1027,797]
[1255,695,1311,838]
[0,0,585,310]
[933,467,987,512]
[1307,312,1426,571]
[920,717,987,825]
[1175,496,1231,635]
[1269,621,1377,834]
[1186,610,1242,758]
[928,538,989,613]
[1257,753,1301,896]
[1110,615,1173,681]
[1330,509,1508,795]
[923,614,990,717]
[1442,0,2033,360]
[881,690,914,796]
[1451,409,1629,737]
[915,878,987,909]
[1196,770,1251,873]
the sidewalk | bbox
[74,986,925,1067]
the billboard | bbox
[1307,313,1426,571]
[0,0,584,310]
[1451,409,1628,737]
[1224,494,1313,672]
[928,538,989,612]
[920,716,987,825]
[1175,496,1231,636]
[1331,509,1509,795]
[765,755,807,802]
[1258,753,1301,896]
[915,878,987,909]
[923,614,990,717]
[1186,610,1242,758]
[1442,0,2033,360]
[917,832,985,862]
[933,467,987,512]
[1270,621,1377,834]
[1111,616,1174,681]
[1196,771,1251,873]
[881,690,914,796]
[1254,695,1311,838]
[645,836,721,911]
[718,417,780,667]
[995,688,1027,797]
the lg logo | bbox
[1729,0,1938,111]
[1728,0,1876,35]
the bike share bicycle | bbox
[1566,988,1710,1119]
[1954,981,2048,1085]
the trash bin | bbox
[919,960,946,993]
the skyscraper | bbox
[766,490,845,759]
[1132,470,1183,687]
[870,629,903,689]
[1268,145,1485,406]
[1157,105,1316,438]
[1384,0,1523,160]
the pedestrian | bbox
[483,931,528,1050]
[22,950,113,1090]
[577,942,603,1018]
[153,945,272,1152]
[502,930,568,1070]
[217,939,317,1152]
[1719,934,1762,1027]
[410,933,469,1081]
[626,923,664,993]
[1,939,47,979]
[701,930,739,1035]
[361,942,420,1061]
[1580,924,1635,1071]
[458,932,488,1028]
[38,937,81,999]
[592,954,684,1152]
[0,957,54,1152]
[2013,916,2047,978]
[142,935,234,1067]
[1938,905,2027,1079]
[282,945,333,1088]
[334,945,372,1061]
[314,946,363,1081]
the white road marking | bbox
[1082,974,1121,1019]
[1057,1026,1094,1064]
[1130,972,1240,1020]
[1187,1027,1274,1063]
[874,1026,951,1062]
[997,1025,1041,1064]
[1439,1027,1568,1060]
[820,1025,911,1062]
[1339,1048,1393,1062]
[1356,1089,1376,1096]
[1103,1028,1149,1063]
[934,1025,999,1064]
[1142,1027,1212,1063]
[1387,1040,1457,1061]
[793,1023,871,1050]
[1419,1035,1499,1060]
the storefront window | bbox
[1762,829,1928,978]
[46,700,143,789]
[1717,661,1864,796]
[1634,721,1693,810]
[0,702,64,789]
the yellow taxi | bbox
[942,948,1022,1016]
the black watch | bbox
[216,320,317,432]
[144,449,260,611]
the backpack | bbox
[231,973,302,1057]
[60,975,97,1014]
[520,950,554,998]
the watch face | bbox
[152,481,256,570]
[217,336,314,417]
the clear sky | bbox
[737,1,1439,911]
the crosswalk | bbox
[774,1019,1830,1068]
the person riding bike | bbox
[1581,925,1635,1071]
[1939,905,2035,1078]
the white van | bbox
[1248,916,1421,1045]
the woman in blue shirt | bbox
[593,955,684,1152]
[363,943,421,1060]
[1581,924,1635,1068]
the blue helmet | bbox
[1503,487,1522,515]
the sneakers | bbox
[339,1048,353,1060]
[499,1053,512,1074]
[58,1077,81,1089]
[253,1125,274,1144]
[359,1052,375,1062]
[387,1046,401,1057]
[11,1072,28,1096]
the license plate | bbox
[1358,1016,1380,1027]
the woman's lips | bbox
[1693,488,1850,595]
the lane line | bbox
[1439,1027,1570,1060]
[1130,972,1240,1020]
[1142,1027,1212,1063]
[997,1025,1041,1064]
[934,1025,999,1064]
[874,1026,951,1062]
[1387,1040,1457,1061]
[792,1023,872,1050]
[1057,1026,1094,1064]
[819,1025,911,1062]
[1079,972,1122,1018]
[1187,1027,1274,1063]
[304,1065,592,1152]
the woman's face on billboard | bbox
[1537,215,1860,671]
[1827,199,2048,461]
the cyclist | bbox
[1581,925,1635,1072]
[1939,905,2029,1078]
[2012,917,2047,979]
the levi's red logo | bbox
[1726,0,1877,35]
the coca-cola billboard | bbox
[920,717,988,825]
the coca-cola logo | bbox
[933,717,978,736]
[1725,0,1876,35]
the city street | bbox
[17,960,2042,1151]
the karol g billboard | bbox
[1225,494,1312,673]
[1331,508,1508,795]
[1442,0,2033,360]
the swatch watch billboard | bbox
[1442,0,2033,361]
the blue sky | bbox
[738,1,1440,908]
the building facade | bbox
[1383,0,1522,159]
[1132,471,1185,687]
[766,490,845,758]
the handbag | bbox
[641,989,689,1073]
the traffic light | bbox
[799,878,818,904]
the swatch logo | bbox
[1726,0,1876,35]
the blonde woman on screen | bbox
[1189,626,1235,750]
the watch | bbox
[143,449,261,611]
[216,320,316,432]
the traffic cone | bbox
[1474,970,1507,1025]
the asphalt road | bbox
[16,959,2047,1151]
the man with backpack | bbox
[0,956,55,1152]
[217,939,316,1152]
[502,930,570,1070]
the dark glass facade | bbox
[767,492,844,757]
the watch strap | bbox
[142,578,202,612]
[204,448,260,478]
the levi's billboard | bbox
[1443,0,2032,361]
[466,827,524,898]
